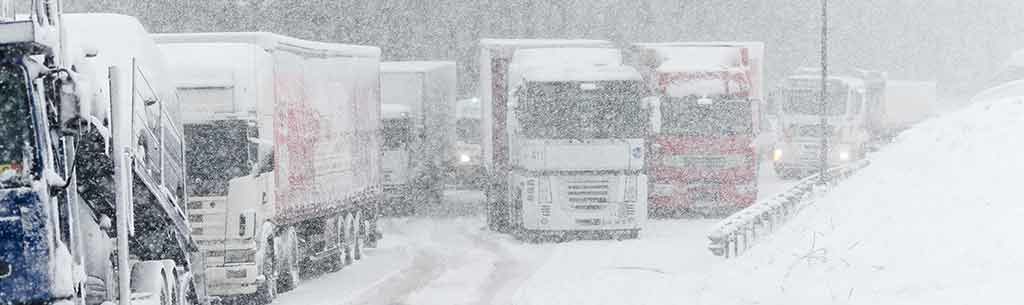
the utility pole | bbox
[818,0,829,184]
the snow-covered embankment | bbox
[702,97,1024,304]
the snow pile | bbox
[701,97,1024,304]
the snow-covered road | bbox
[273,165,797,305]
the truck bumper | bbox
[648,182,756,217]
[522,200,645,231]
[204,264,264,296]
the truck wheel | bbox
[344,212,355,265]
[131,261,173,305]
[253,238,278,305]
[277,228,300,293]
[354,210,365,261]
[328,216,346,272]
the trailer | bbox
[0,6,208,305]
[379,61,456,214]
[479,39,651,238]
[155,33,383,304]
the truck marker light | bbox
[459,153,471,163]
[772,148,783,162]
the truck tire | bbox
[252,238,278,305]
[344,212,355,265]
[328,215,346,272]
[131,261,173,305]
[354,210,364,261]
[276,228,300,293]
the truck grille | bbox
[187,197,227,241]
[540,205,552,217]
[799,143,822,163]
[566,179,611,203]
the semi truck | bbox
[452,97,483,188]
[479,39,651,239]
[379,61,455,214]
[0,6,208,305]
[155,32,383,304]
[772,70,933,178]
[628,42,765,216]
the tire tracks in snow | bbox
[346,217,551,305]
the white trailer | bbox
[879,80,936,135]
[379,61,456,214]
[479,39,651,238]
[155,32,383,304]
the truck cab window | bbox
[0,64,38,186]
[185,120,251,196]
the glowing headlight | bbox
[772,148,783,162]
[838,151,851,161]
[458,153,471,163]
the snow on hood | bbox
[701,97,1024,304]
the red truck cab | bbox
[629,43,764,217]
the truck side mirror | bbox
[51,70,85,134]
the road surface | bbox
[272,164,797,305]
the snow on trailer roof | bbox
[380,61,455,73]
[522,65,641,82]
[152,32,380,58]
[381,103,413,119]
[158,42,258,87]
[632,41,765,49]
[480,38,612,48]
[480,39,613,57]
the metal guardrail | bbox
[707,160,870,258]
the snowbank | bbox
[700,97,1024,304]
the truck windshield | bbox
[383,118,411,150]
[783,85,848,116]
[0,64,35,185]
[456,118,480,144]
[185,120,252,196]
[516,81,648,139]
[660,97,752,136]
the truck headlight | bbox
[458,153,471,163]
[623,176,638,202]
[838,150,851,161]
[772,148,783,162]
[224,249,256,264]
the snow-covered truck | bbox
[452,97,484,188]
[875,80,936,138]
[774,69,880,177]
[628,42,765,216]
[154,32,383,303]
[379,61,455,213]
[479,39,652,238]
[0,8,209,305]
